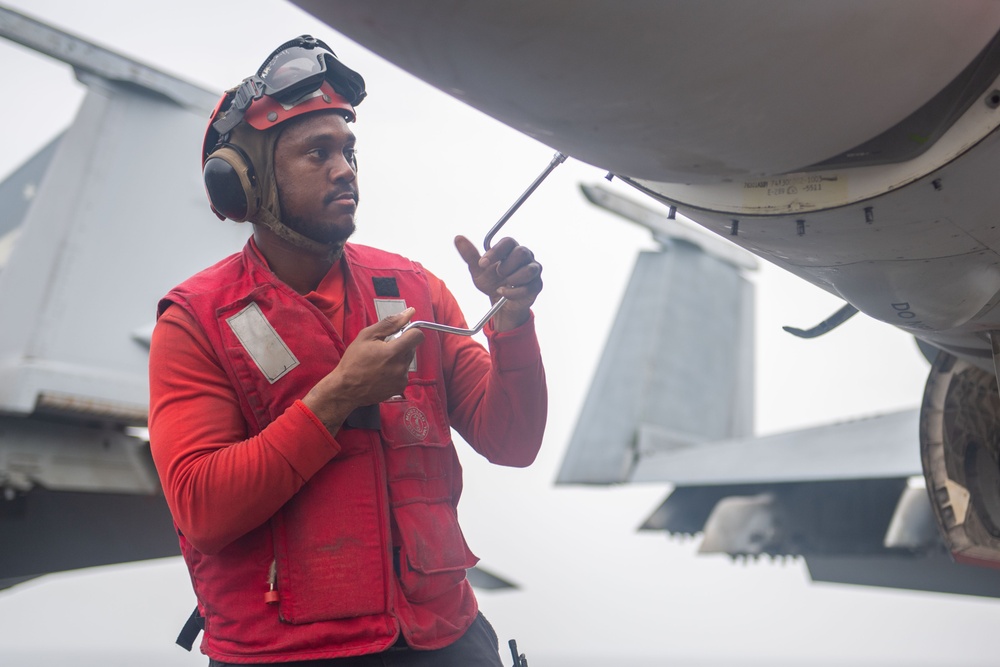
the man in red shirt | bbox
[148,36,546,666]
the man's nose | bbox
[329,154,356,182]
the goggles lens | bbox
[259,48,328,103]
[255,36,366,107]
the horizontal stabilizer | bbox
[632,409,921,485]
[806,551,1000,597]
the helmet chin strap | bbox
[255,207,345,262]
[227,116,348,262]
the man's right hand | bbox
[302,308,425,431]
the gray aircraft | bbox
[0,6,250,589]
[289,1,1000,597]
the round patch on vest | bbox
[403,407,430,440]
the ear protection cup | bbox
[203,144,259,222]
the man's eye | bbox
[345,148,358,169]
[308,148,329,160]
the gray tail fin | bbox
[556,184,756,484]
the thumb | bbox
[454,235,482,271]
[368,307,415,338]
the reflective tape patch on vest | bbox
[373,298,407,322]
[226,302,300,383]
[374,298,416,372]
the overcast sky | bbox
[0,1,996,665]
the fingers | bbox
[486,239,542,289]
[497,275,543,300]
[497,249,542,285]
[358,307,425,357]
[333,309,424,406]
[391,326,425,352]
[456,234,545,305]
[477,236,517,269]
[461,235,531,274]
[365,307,415,339]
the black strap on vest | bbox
[344,404,381,430]
[176,606,205,651]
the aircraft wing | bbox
[631,410,921,486]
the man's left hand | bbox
[455,235,542,332]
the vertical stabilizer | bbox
[0,10,244,583]
[557,185,756,484]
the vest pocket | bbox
[379,381,448,449]
[380,382,453,497]
[380,379,477,602]
[271,450,388,624]
[394,501,479,603]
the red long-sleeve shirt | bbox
[148,245,546,556]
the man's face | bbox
[273,111,359,245]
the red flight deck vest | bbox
[159,241,480,661]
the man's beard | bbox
[284,215,357,246]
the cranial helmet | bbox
[202,35,366,251]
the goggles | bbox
[211,35,366,136]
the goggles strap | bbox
[213,77,265,136]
